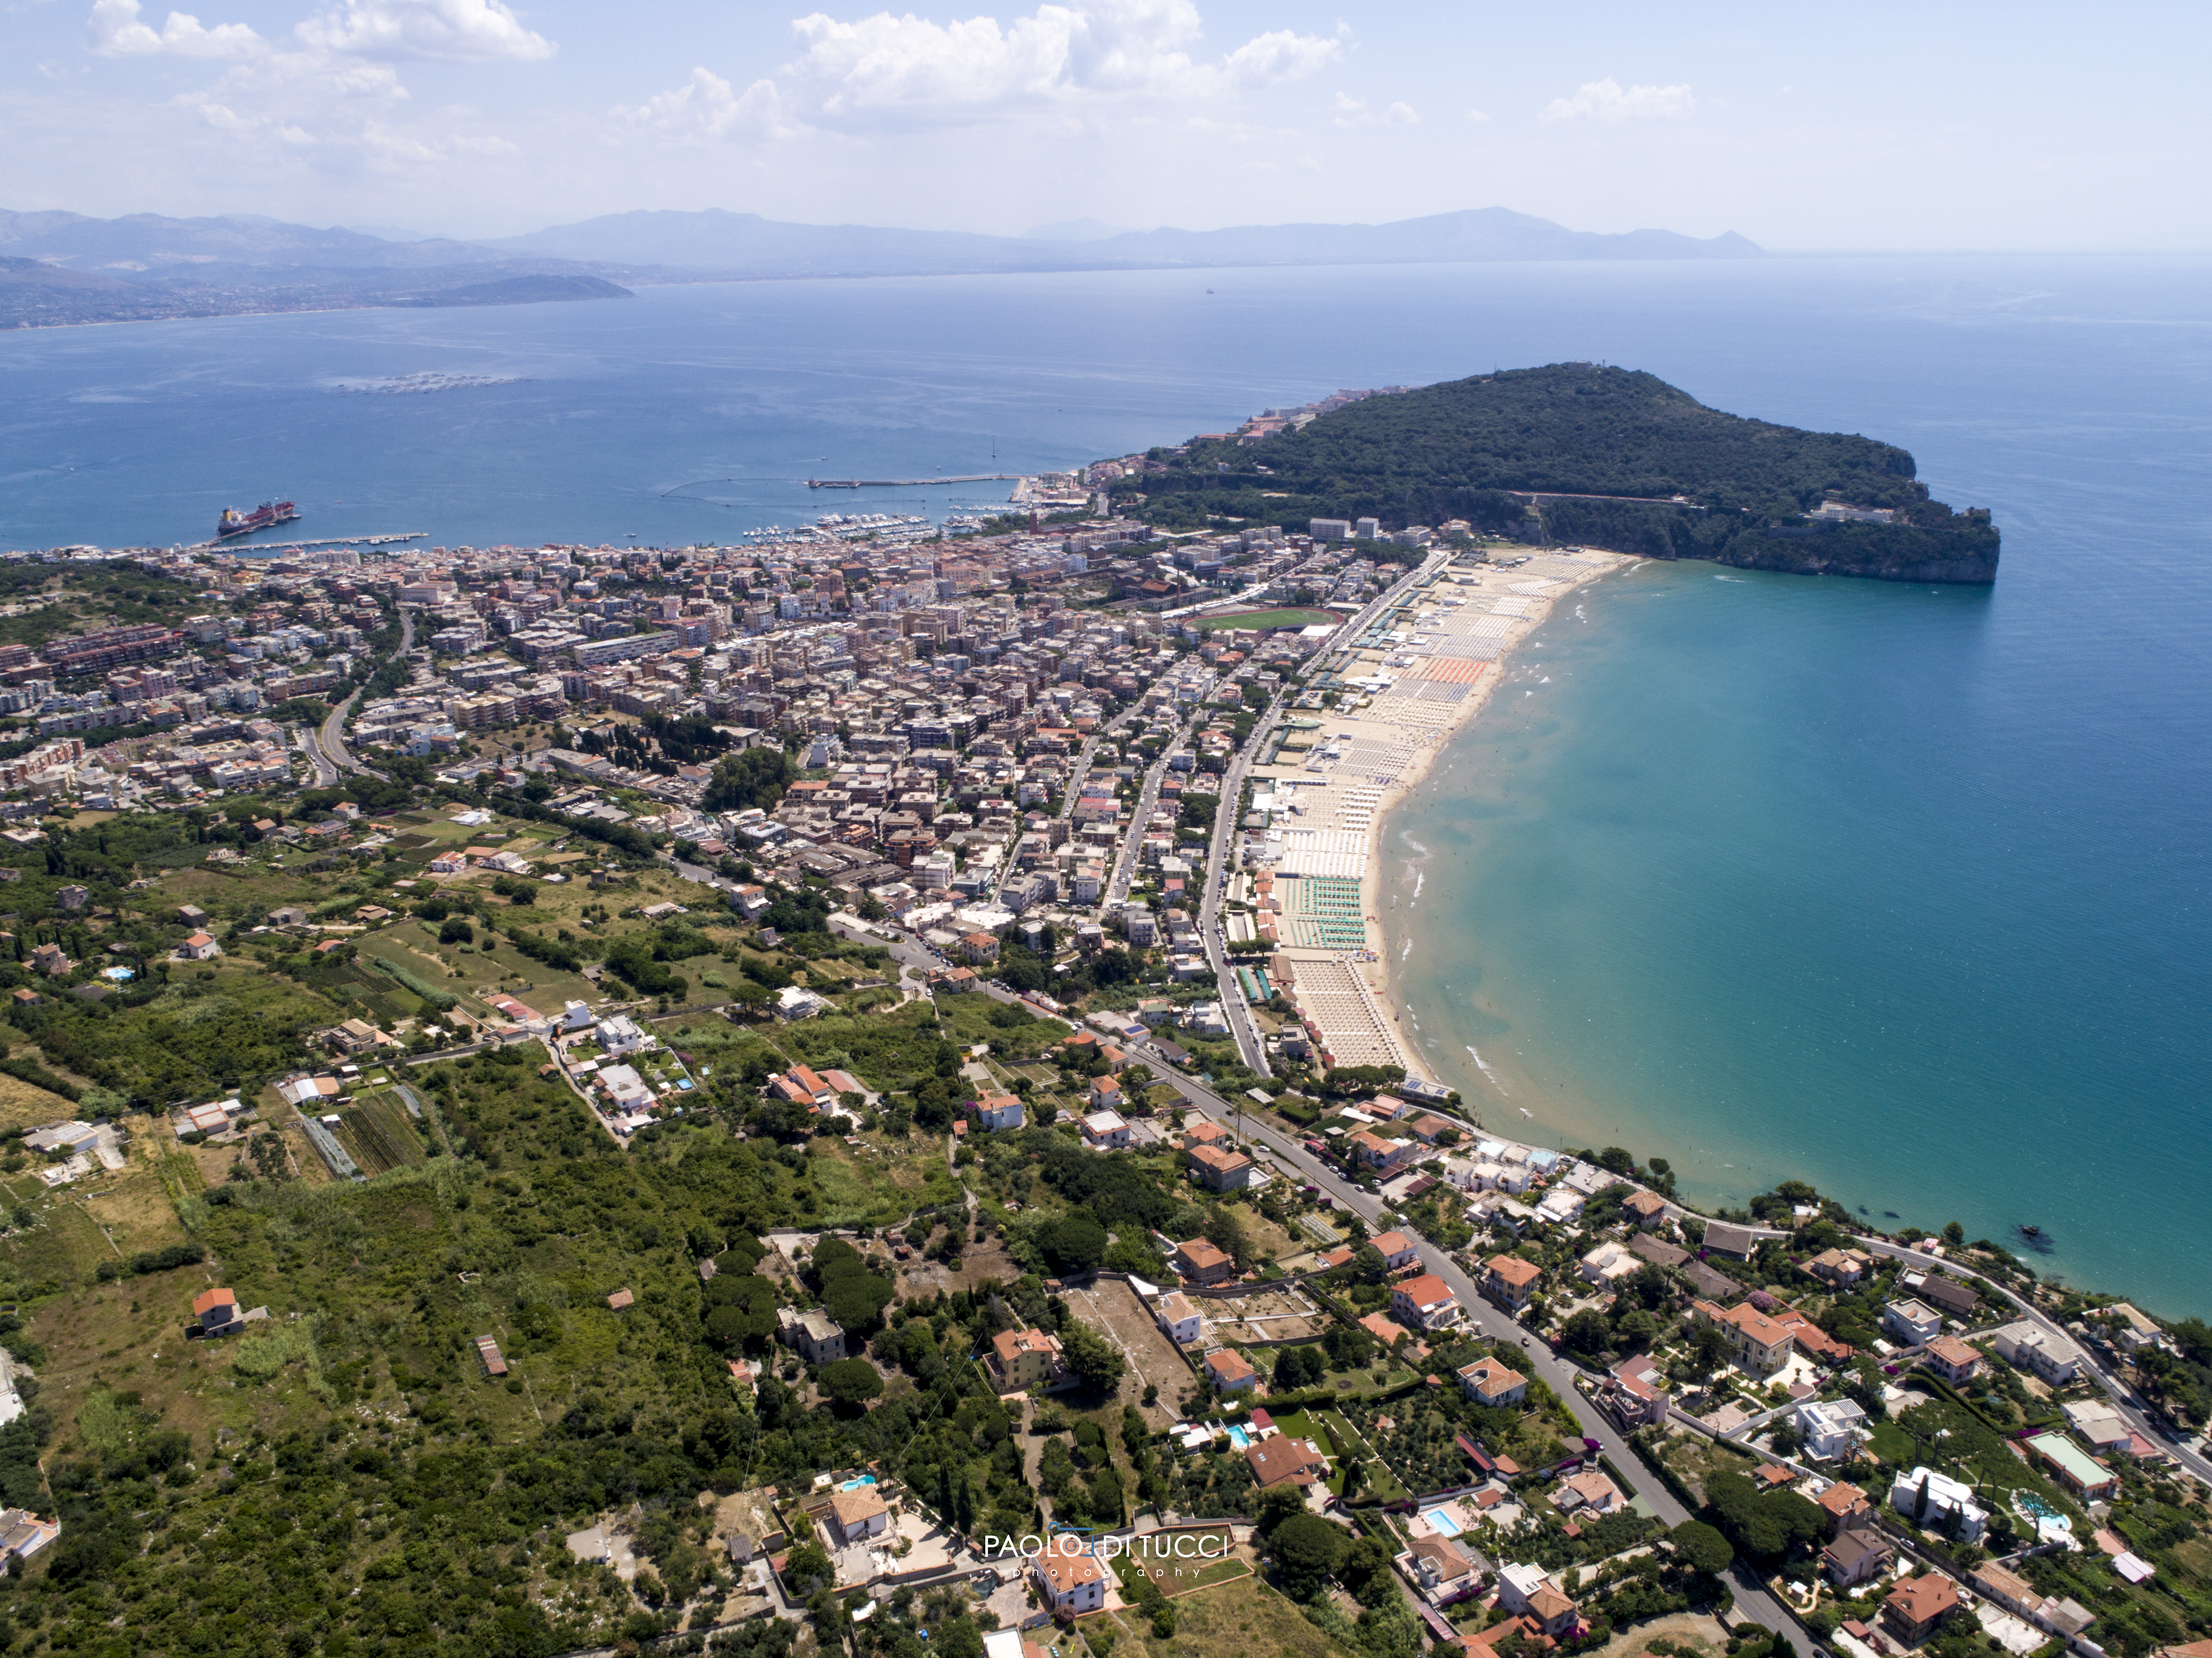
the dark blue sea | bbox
[5,257,2208,1313]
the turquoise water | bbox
[1391,487,2212,1314]
[5,256,2208,1313]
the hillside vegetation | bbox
[1120,364,2001,582]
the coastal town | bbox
[0,458,2203,1658]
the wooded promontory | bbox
[1117,364,2000,583]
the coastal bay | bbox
[7,253,2209,1313]
[1379,550,2212,1319]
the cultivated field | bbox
[1115,1525,1244,1596]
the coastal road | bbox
[1311,549,1452,679]
[1108,1046,1818,1658]
[730,887,1814,1647]
[1197,687,1290,1077]
[1726,1224,2212,1491]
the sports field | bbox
[1195,608,1335,633]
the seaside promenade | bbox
[1232,545,1628,1085]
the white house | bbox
[1371,1230,1420,1272]
[1031,1537,1108,1616]
[828,1487,889,1544]
[775,985,832,1021]
[1154,1291,1203,1346]
[1080,1109,1132,1149]
[1577,1240,1640,1286]
[1883,1299,1943,1346]
[1992,1320,2084,1385]
[975,1092,1026,1132]
[561,1000,594,1033]
[1796,1398,1870,1462]
[1889,1466,1988,1541]
[177,931,222,961]
[597,1064,653,1112]
[596,1014,649,1055]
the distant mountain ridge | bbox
[487,205,1761,276]
[0,204,1761,329]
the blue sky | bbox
[4,0,2208,247]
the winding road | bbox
[305,605,413,784]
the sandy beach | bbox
[1243,547,1630,1085]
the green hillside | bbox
[1117,363,2001,583]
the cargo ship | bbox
[215,500,299,541]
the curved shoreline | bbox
[1252,546,1628,1093]
[1370,558,1629,1124]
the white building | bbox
[596,1014,649,1055]
[1795,1398,1870,1462]
[1153,1291,1203,1346]
[1080,1109,1132,1149]
[1883,1299,1943,1346]
[1031,1537,1108,1615]
[1991,1320,2084,1385]
[1577,1240,1640,1286]
[1889,1466,1988,1541]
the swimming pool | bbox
[1225,1426,1251,1449]
[1422,1509,1463,1535]
[840,1474,878,1491]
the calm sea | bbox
[5,256,2208,1312]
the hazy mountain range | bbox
[0,205,1762,329]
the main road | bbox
[804,905,1815,1653]
[1197,686,1289,1077]
[1105,709,1198,906]
[1188,549,1454,1078]
[308,605,414,783]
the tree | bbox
[1254,1485,1308,1540]
[1688,1324,1731,1376]
[1060,1317,1126,1394]
[1270,1512,1349,1600]
[1670,1520,1734,1576]
[1203,1204,1255,1271]
[783,1541,832,1591]
[820,1358,884,1408]
[1562,1308,1613,1356]
[1038,1212,1107,1274]
[1337,1535,1394,1607]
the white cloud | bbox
[1220,28,1338,89]
[1464,107,1488,123]
[1541,77,1694,122]
[90,0,263,58]
[615,68,798,142]
[329,63,410,98]
[1332,91,1416,128]
[783,0,1337,127]
[296,0,554,63]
